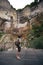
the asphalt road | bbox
[0,48,43,65]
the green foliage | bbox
[0,32,4,39]
[22,0,39,10]
[30,0,38,8]
[32,13,43,37]
[27,36,43,49]
[30,36,43,49]
[17,9,22,12]
[34,0,38,3]
[24,5,30,9]
[27,13,43,49]
[0,48,4,51]
[30,2,35,7]
[32,25,40,37]
[11,5,16,10]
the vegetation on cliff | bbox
[27,12,43,49]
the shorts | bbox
[17,45,21,52]
[15,42,21,52]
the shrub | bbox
[30,36,43,49]
[0,48,4,51]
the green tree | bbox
[34,0,38,3]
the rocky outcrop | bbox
[0,0,43,50]
[0,0,15,10]
[0,0,43,31]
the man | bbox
[15,39,21,59]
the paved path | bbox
[0,48,43,65]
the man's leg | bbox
[16,46,21,59]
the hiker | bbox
[15,38,21,59]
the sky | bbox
[8,0,34,10]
